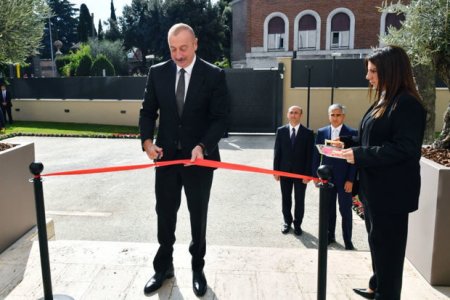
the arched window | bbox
[294,10,321,51]
[298,15,317,50]
[379,11,406,46]
[385,13,405,33]
[331,13,350,49]
[267,17,285,51]
[326,8,355,50]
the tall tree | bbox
[110,0,117,21]
[88,39,128,75]
[77,4,94,42]
[105,0,122,41]
[98,20,104,41]
[121,0,229,68]
[162,0,226,63]
[41,0,78,59]
[381,0,450,149]
[0,0,51,64]
[105,19,122,41]
[121,0,164,66]
[217,0,232,62]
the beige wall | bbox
[279,57,449,132]
[13,99,142,127]
[11,62,449,131]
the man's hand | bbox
[190,145,204,163]
[143,139,163,160]
[344,181,353,193]
[273,175,280,181]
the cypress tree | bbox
[77,4,93,42]
[98,20,104,40]
[110,0,117,21]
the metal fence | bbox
[9,67,283,133]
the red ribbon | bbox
[41,159,321,182]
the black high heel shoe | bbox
[353,288,375,299]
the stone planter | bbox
[406,157,450,286]
[0,142,36,253]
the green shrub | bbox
[55,56,71,76]
[88,39,128,75]
[214,57,231,69]
[75,54,93,76]
[61,44,92,77]
[91,54,115,76]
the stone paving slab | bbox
[1,239,449,300]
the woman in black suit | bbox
[340,46,426,299]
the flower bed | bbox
[0,142,14,152]
[422,146,450,167]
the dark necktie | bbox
[176,69,186,117]
[291,127,296,147]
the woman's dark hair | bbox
[365,45,422,118]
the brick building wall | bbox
[233,0,410,68]
[247,0,385,51]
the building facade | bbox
[231,0,406,68]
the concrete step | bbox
[1,235,448,299]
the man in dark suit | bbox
[312,103,357,250]
[274,106,314,236]
[0,106,5,132]
[139,23,229,297]
[0,84,13,124]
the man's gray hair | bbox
[168,23,196,40]
[328,103,346,114]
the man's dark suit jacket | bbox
[139,58,229,160]
[312,124,357,186]
[0,107,5,127]
[0,90,12,107]
[274,124,314,177]
[343,92,426,214]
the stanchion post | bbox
[30,162,54,300]
[29,162,74,300]
[316,165,334,300]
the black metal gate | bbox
[9,66,283,133]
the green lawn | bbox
[1,121,139,137]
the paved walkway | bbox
[0,136,449,299]
[1,231,449,299]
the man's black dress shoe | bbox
[294,226,302,236]
[281,224,291,234]
[193,271,207,297]
[328,238,336,245]
[345,242,356,250]
[143,267,174,295]
[353,288,375,299]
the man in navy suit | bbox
[274,106,314,236]
[312,103,357,250]
[139,23,229,297]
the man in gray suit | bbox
[312,104,357,250]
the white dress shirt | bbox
[175,56,196,102]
